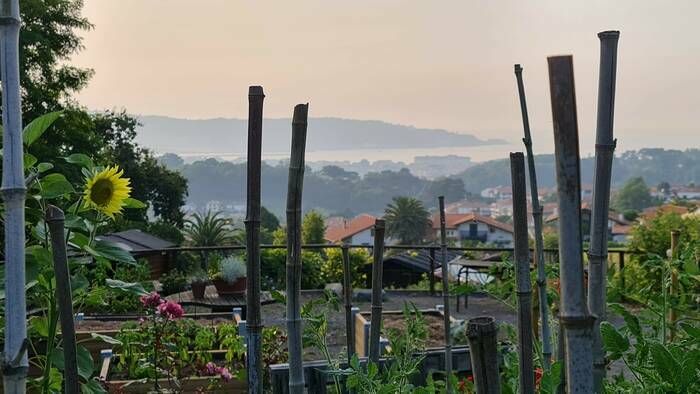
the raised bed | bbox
[353,307,457,357]
[98,349,246,393]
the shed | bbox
[364,249,462,288]
[97,229,175,279]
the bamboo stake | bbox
[510,153,535,393]
[1,1,28,392]
[668,230,680,341]
[342,244,355,364]
[547,55,594,394]
[466,316,500,394]
[245,85,265,393]
[368,219,386,363]
[588,30,620,392]
[438,196,453,392]
[286,103,309,394]
[514,64,552,369]
[46,206,79,394]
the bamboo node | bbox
[595,140,617,151]
[559,315,594,328]
[587,251,608,260]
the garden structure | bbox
[2,3,700,393]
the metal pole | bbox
[368,219,386,363]
[438,196,453,392]
[342,244,355,363]
[1,0,27,392]
[588,30,619,392]
[547,55,594,394]
[286,103,309,394]
[466,316,500,394]
[46,206,79,394]
[510,153,535,393]
[514,64,552,369]
[245,85,265,393]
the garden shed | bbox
[364,249,463,288]
[97,229,175,278]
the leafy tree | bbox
[612,177,656,212]
[302,210,327,244]
[420,177,465,205]
[384,197,431,245]
[183,211,234,246]
[261,206,281,231]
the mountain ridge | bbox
[135,115,507,154]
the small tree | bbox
[183,211,234,246]
[302,210,327,244]
[612,177,656,212]
[384,196,431,245]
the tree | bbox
[261,206,281,232]
[183,211,234,246]
[612,177,656,212]
[420,177,465,205]
[384,196,431,245]
[302,210,327,244]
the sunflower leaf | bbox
[64,153,94,169]
[123,197,146,209]
[39,173,75,199]
[85,239,135,265]
[23,111,63,146]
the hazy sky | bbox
[74,0,700,154]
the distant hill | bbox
[135,115,505,154]
[453,148,700,194]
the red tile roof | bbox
[325,214,377,243]
[431,213,514,234]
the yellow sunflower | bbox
[83,166,132,218]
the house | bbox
[672,185,700,200]
[481,186,512,201]
[445,200,492,216]
[324,214,378,245]
[97,229,176,279]
[490,199,514,217]
[545,205,631,243]
[431,213,514,247]
[640,204,690,221]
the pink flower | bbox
[140,292,162,308]
[202,362,218,376]
[157,300,184,319]
[219,367,233,382]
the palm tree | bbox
[384,196,431,245]
[183,210,235,246]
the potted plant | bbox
[189,270,209,299]
[212,256,247,296]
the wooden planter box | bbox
[353,307,457,357]
[98,349,246,393]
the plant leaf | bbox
[64,153,94,169]
[600,321,629,360]
[123,197,146,209]
[23,111,63,146]
[39,173,75,199]
[649,341,679,386]
[106,279,148,296]
[85,239,135,264]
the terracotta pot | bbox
[213,278,247,296]
[191,282,207,299]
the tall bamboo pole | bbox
[286,103,309,394]
[588,30,620,392]
[510,153,535,393]
[245,85,265,393]
[514,64,552,369]
[1,0,28,392]
[438,196,453,392]
[342,244,355,364]
[547,55,594,394]
[467,317,501,394]
[46,206,79,394]
[668,230,680,341]
[368,219,386,363]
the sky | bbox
[73,0,700,155]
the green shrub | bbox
[160,270,189,295]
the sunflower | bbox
[83,166,132,218]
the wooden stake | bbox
[286,103,309,394]
[588,30,620,392]
[514,64,552,368]
[46,206,79,394]
[368,219,386,363]
[342,244,355,364]
[467,316,500,394]
[547,55,594,394]
[510,153,535,393]
[1,1,29,392]
[669,230,680,341]
[245,85,265,394]
[438,196,453,392]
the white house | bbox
[325,214,378,245]
[432,213,514,247]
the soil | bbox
[380,313,447,348]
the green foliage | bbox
[184,210,236,246]
[320,247,370,287]
[385,196,431,245]
[219,256,247,284]
[302,209,327,244]
[612,177,658,212]
[159,270,189,295]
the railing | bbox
[144,243,639,297]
